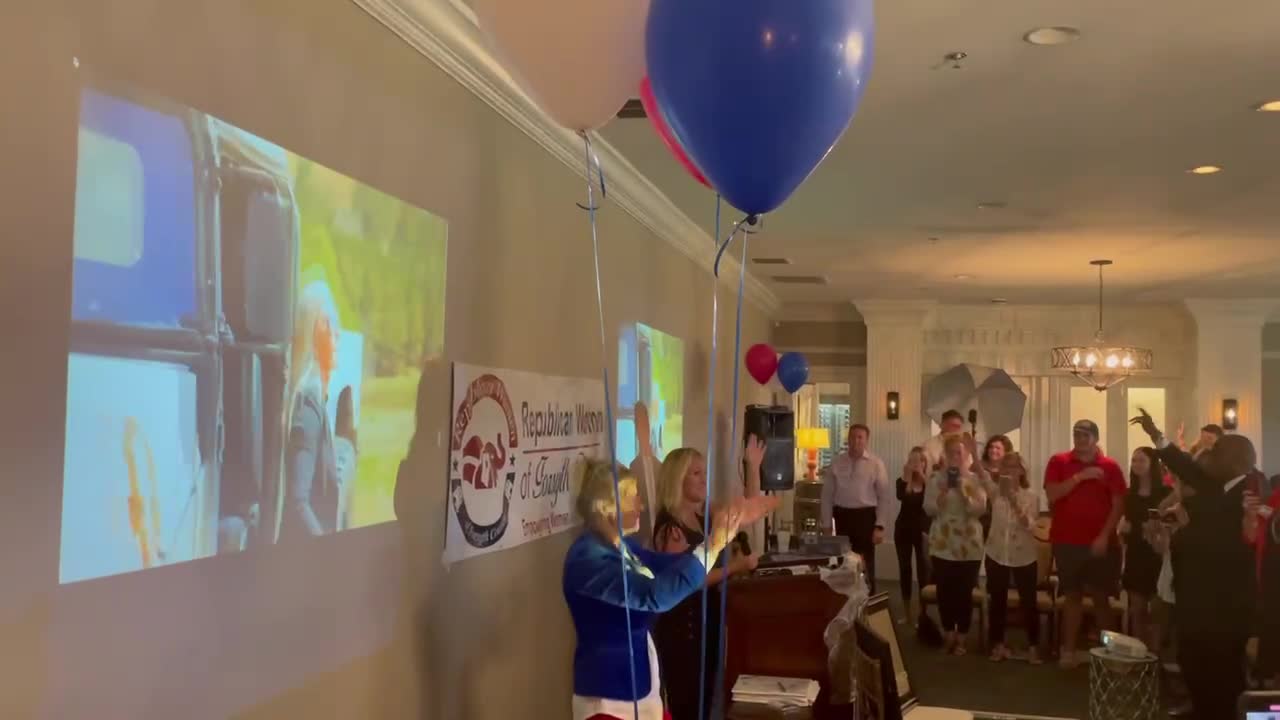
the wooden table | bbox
[724,570,854,720]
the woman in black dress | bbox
[651,441,763,720]
[1121,446,1170,647]
[895,446,930,622]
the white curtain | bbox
[1013,375,1072,510]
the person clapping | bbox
[562,459,776,720]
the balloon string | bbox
[713,230,751,719]
[580,131,638,720]
[712,213,760,278]
[697,193,723,720]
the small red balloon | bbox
[639,77,710,188]
[745,343,778,385]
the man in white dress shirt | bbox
[821,423,890,592]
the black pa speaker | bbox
[744,404,795,491]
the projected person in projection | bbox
[276,281,343,541]
[334,386,359,531]
[563,459,777,720]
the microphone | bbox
[967,409,978,426]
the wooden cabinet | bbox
[724,572,854,720]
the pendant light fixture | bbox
[1050,260,1152,391]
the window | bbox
[74,127,144,268]
[72,89,198,327]
[817,396,850,468]
[1126,387,1166,461]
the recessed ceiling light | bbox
[1255,100,1280,112]
[1187,165,1222,175]
[954,274,972,281]
[977,201,1007,210]
[1023,26,1081,46]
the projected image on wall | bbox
[616,323,685,466]
[60,86,447,584]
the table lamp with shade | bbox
[796,427,830,481]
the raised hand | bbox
[710,495,779,550]
[1128,408,1161,441]
[744,433,766,468]
[736,493,780,526]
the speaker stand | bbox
[763,489,775,553]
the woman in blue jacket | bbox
[563,459,773,720]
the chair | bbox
[853,643,886,720]
[992,514,1058,654]
[853,613,975,720]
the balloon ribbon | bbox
[699,199,757,720]
[579,131,639,720]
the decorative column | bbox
[854,299,934,569]
[1184,299,1277,466]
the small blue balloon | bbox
[646,0,875,215]
[776,352,810,394]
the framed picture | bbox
[856,592,917,715]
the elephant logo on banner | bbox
[449,374,519,548]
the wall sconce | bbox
[886,391,900,421]
[1223,398,1239,431]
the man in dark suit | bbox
[1131,409,1256,720]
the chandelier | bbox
[1050,259,1152,391]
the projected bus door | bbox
[61,87,447,584]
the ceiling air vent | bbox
[771,275,828,286]
[616,99,645,119]
[752,257,791,265]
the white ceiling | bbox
[598,0,1280,306]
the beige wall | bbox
[0,1,773,718]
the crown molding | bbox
[853,299,937,328]
[1184,298,1279,330]
[351,0,780,314]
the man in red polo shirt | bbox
[1044,419,1126,669]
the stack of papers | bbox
[730,675,820,707]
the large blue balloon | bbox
[776,352,810,394]
[646,0,875,215]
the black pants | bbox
[655,591,721,720]
[894,528,928,602]
[1177,623,1247,720]
[834,506,878,593]
[931,556,980,633]
[985,557,1040,646]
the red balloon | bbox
[745,343,778,385]
[639,76,710,188]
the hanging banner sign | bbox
[443,363,606,563]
